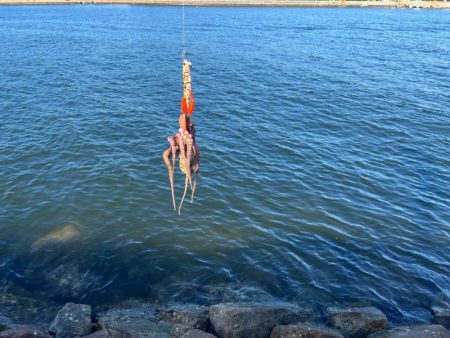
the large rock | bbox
[97,306,170,338]
[156,304,209,337]
[0,326,51,338]
[432,307,450,329]
[49,303,93,338]
[327,306,387,338]
[209,302,313,338]
[270,323,344,338]
[180,329,218,338]
[367,324,450,338]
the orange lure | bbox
[181,59,195,116]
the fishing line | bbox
[182,0,186,60]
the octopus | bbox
[163,58,200,214]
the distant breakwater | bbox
[0,0,450,9]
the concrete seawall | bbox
[0,0,449,8]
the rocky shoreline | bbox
[1,301,450,338]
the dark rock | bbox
[180,329,218,338]
[209,302,313,338]
[270,323,344,338]
[0,327,50,338]
[432,307,450,329]
[49,303,93,338]
[0,314,12,332]
[97,307,170,338]
[327,306,388,338]
[367,324,450,338]
[0,284,58,325]
[170,324,190,337]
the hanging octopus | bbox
[163,58,200,214]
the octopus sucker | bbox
[162,148,176,211]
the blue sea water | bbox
[0,5,449,324]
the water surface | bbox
[0,5,449,324]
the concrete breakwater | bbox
[1,301,450,338]
[0,0,449,8]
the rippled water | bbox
[0,5,449,324]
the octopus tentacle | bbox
[193,144,200,172]
[190,144,200,203]
[162,148,176,211]
[178,174,189,215]
[191,169,198,203]
[185,132,193,192]
[178,131,186,172]
[168,136,177,169]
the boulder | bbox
[209,302,313,338]
[180,329,218,338]
[49,303,93,338]
[367,324,450,338]
[270,323,344,338]
[432,307,450,329]
[157,304,208,329]
[327,306,387,338]
[97,306,170,338]
[156,304,209,337]
[0,326,50,338]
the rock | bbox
[209,302,313,338]
[270,323,345,338]
[0,327,51,338]
[49,303,93,338]
[432,307,450,329]
[79,330,111,338]
[97,306,170,338]
[170,324,190,337]
[327,306,388,338]
[180,329,218,338]
[157,304,208,329]
[156,304,209,337]
[44,264,101,299]
[367,324,450,338]
[31,224,80,251]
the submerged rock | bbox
[367,324,450,338]
[209,302,313,338]
[79,330,111,338]
[270,323,344,338]
[0,313,12,332]
[180,329,218,338]
[0,326,51,338]
[43,263,100,299]
[97,306,170,338]
[0,284,57,325]
[31,224,80,251]
[432,307,450,329]
[49,303,92,338]
[327,306,388,338]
